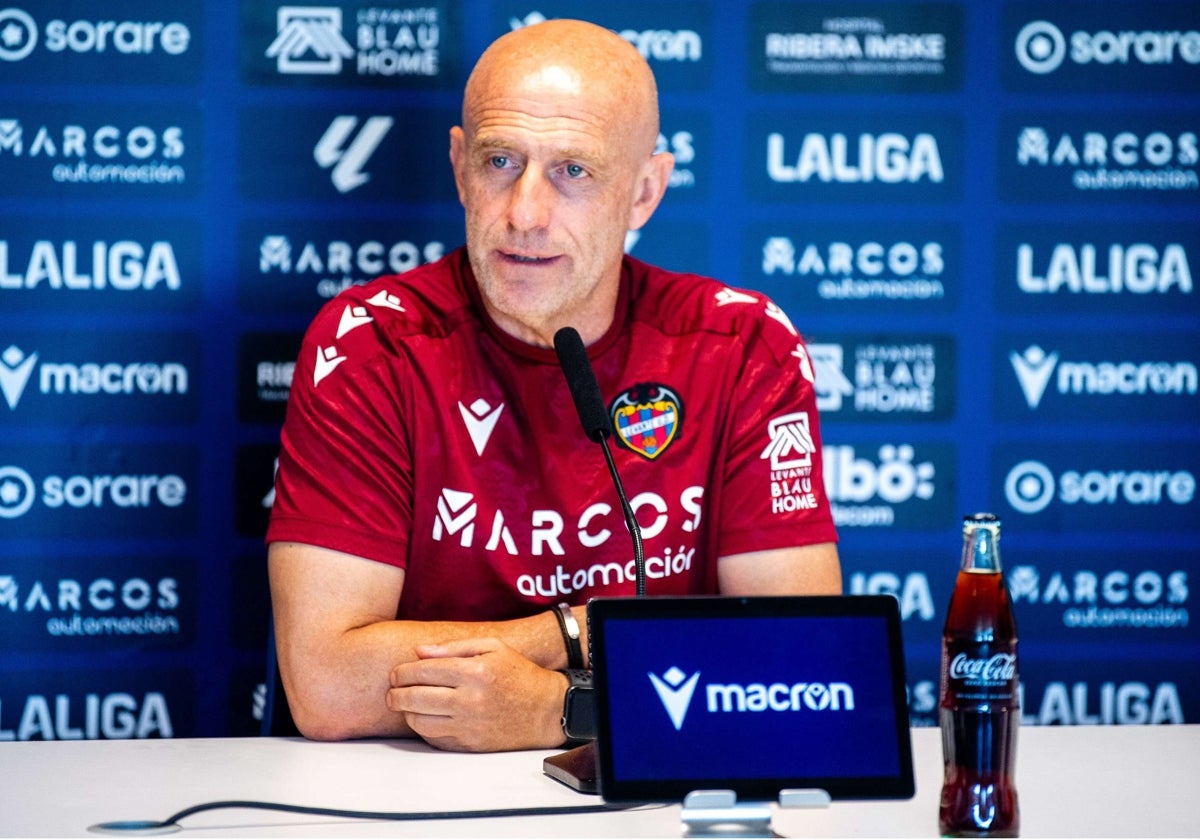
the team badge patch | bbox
[609,383,684,460]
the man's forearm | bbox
[278,609,571,741]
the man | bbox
[267,19,840,752]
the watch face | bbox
[565,685,597,741]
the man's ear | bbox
[448,126,468,205]
[627,151,675,232]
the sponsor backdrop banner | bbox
[0,1,1196,739]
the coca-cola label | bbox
[950,652,1016,682]
[941,646,1019,708]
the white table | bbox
[1,725,1197,837]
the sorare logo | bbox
[1003,1,1200,93]
[0,4,199,85]
[0,444,199,537]
[995,442,1198,532]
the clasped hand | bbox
[387,637,565,752]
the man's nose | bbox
[506,167,552,231]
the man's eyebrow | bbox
[471,136,602,164]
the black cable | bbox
[90,799,651,833]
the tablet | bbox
[587,594,915,803]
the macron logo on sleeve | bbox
[649,666,701,731]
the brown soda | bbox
[938,513,1020,837]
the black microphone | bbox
[553,327,645,596]
[546,327,646,795]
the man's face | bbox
[450,64,659,346]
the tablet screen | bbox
[588,595,915,803]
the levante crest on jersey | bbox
[609,383,684,460]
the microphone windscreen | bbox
[554,327,610,442]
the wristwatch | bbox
[560,668,596,742]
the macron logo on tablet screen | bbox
[649,667,700,730]
[650,666,857,731]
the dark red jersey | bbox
[268,248,837,620]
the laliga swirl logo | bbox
[1015,21,1067,74]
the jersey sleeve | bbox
[266,291,415,568]
[714,297,838,558]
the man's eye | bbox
[565,164,586,178]
[489,156,509,169]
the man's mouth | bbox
[502,251,558,265]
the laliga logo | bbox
[649,666,701,731]
[314,116,393,193]
[1015,21,1067,74]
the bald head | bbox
[463,20,661,157]
[448,19,675,347]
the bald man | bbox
[267,19,840,752]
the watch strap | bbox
[553,602,584,670]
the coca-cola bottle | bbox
[938,513,1019,837]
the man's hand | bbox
[387,638,567,752]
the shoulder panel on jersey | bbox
[626,256,808,368]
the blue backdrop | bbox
[1,1,1197,739]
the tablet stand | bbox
[680,789,831,838]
